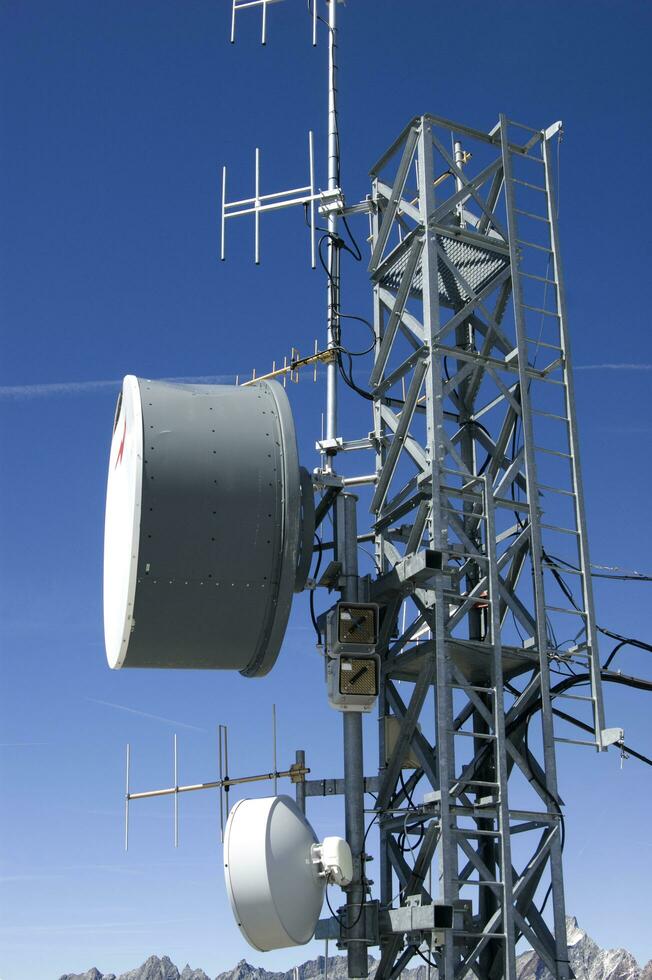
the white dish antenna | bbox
[223,795,351,951]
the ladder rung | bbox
[452,879,504,887]
[556,692,594,703]
[520,271,557,285]
[512,177,545,192]
[454,828,502,838]
[508,118,541,135]
[554,736,597,747]
[531,375,564,386]
[531,410,569,422]
[515,208,549,223]
[441,504,486,519]
[457,780,500,787]
[451,684,495,694]
[516,238,553,253]
[520,303,559,317]
[540,522,579,535]
[538,482,574,497]
[545,603,586,617]
[535,446,572,459]
[495,497,530,513]
[519,153,545,165]
[450,730,497,740]
[526,337,562,351]
[543,562,583,575]
[448,550,490,563]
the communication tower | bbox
[101,4,623,979]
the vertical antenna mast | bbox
[325,0,339,469]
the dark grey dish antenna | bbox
[103,376,313,676]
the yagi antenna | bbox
[230,0,318,47]
[221,131,320,267]
[123,724,310,851]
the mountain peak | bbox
[566,915,586,947]
[59,918,651,980]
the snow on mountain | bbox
[58,918,652,980]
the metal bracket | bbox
[315,900,380,945]
[544,120,563,140]
[316,437,345,456]
[318,188,346,216]
[601,726,625,748]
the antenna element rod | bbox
[255,147,261,264]
[173,733,179,848]
[221,166,227,261]
[272,704,278,795]
[125,742,130,853]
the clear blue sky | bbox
[1,1,651,978]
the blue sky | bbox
[1,1,651,978]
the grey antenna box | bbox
[103,376,313,676]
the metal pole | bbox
[336,493,367,979]
[272,703,278,796]
[295,749,306,814]
[325,0,339,468]
[454,139,465,229]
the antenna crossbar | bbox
[221,132,317,265]
[230,0,317,46]
[126,764,309,801]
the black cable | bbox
[336,311,376,355]
[341,212,363,262]
[317,233,376,394]
[414,946,438,969]
[310,532,324,645]
[498,664,652,916]
[338,349,375,402]
[537,552,652,669]
[523,715,565,914]
[398,770,418,810]
[524,668,652,909]
[592,572,652,582]
[325,888,347,927]
[325,810,380,930]
[552,706,652,767]
[598,625,652,654]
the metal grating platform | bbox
[380,232,510,306]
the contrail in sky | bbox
[2,365,648,400]
[575,363,652,371]
[0,375,235,399]
[86,697,207,733]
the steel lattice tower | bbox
[324,112,608,980]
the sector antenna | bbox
[99,4,635,980]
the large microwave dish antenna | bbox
[103,376,312,675]
[223,795,325,951]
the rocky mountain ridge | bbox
[59,918,652,980]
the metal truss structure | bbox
[328,113,611,980]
